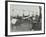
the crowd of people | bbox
[11,12,41,32]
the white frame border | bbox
[8,2,44,35]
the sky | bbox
[10,4,40,17]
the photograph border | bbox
[5,1,45,36]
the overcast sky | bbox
[10,4,40,17]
